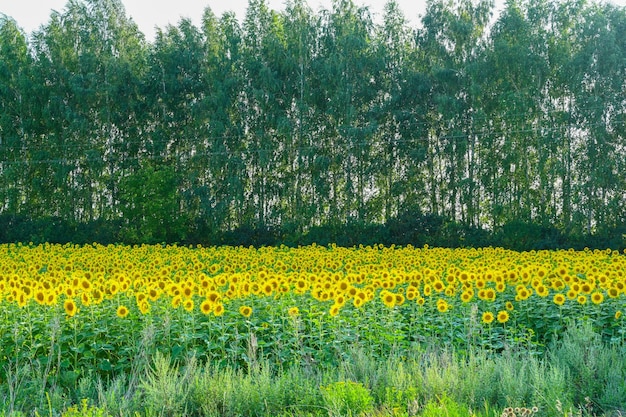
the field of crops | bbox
[1,243,625,415]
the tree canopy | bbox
[0,0,625,249]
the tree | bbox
[0,16,32,215]
[416,0,493,226]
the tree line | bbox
[0,0,625,249]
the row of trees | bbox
[0,0,625,247]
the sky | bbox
[5,0,425,41]
[2,0,626,41]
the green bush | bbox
[320,380,374,417]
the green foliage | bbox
[1,325,626,416]
[60,399,111,417]
[549,321,626,414]
[420,394,472,417]
[320,380,374,417]
[1,0,626,250]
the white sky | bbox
[2,0,626,41]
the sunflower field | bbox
[1,242,625,389]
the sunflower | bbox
[262,283,273,296]
[553,293,566,306]
[615,310,622,320]
[80,278,91,292]
[590,291,604,305]
[335,295,346,306]
[116,305,129,318]
[148,288,159,302]
[329,304,340,317]
[199,299,212,315]
[460,291,473,303]
[423,284,432,297]
[436,300,449,313]
[64,298,78,317]
[336,280,350,292]
[81,293,91,306]
[496,310,509,324]
[353,297,364,308]
[505,301,514,311]
[481,311,494,324]
[239,305,252,318]
[91,289,103,304]
[34,290,46,305]
[171,295,182,309]
[381,291,396,308]
[394,293,405,307]
[213,303,225,316]
[535,285,549,297]
[182,286,193,299]
[206,291,221,303]
[46,293,57,306]
[577,295,587,305]
[183,299,195,312]
[17,292,27,308]
[138,300,151,315]
[288,306,300,317]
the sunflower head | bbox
[64,298,78,317]
[239,305,252,318]
[590,291,604,305]
[496,310,509,324]
[553,293,566,306]
[116,305,129,318]
[481,311,494,324]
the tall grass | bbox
[1,321,624,417]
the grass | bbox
[0,321,625,417]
